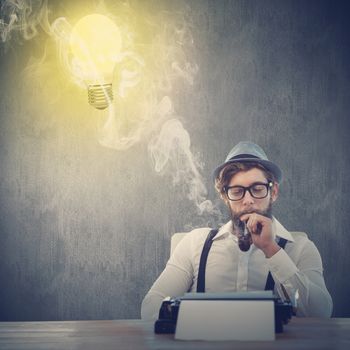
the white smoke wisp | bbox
[148,119,221,217]
[50,17,79,85]
[0,0,51,44]
[99,95,173,151]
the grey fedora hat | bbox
[213,141,282,183]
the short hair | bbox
[214,162,276,198]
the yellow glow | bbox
[70,14,122,84]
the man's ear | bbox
[271,183,279,203]
[271,182,279,203]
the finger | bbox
[239,214,251,222]
[246,216,257,234]
[248,215,262,235]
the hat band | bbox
[229,154,261,161]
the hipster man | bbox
[141,141,333,320]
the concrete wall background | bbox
[0,0,349,320]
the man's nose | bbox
[242,190,255,205]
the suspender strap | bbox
[197,231,288,293]
[264,237,288,291]
[197,229,219,293]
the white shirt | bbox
[141,218,333,321]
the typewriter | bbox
[154,293,293,334]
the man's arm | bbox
[141,234,195,321]
[267,239,333,317]
[240,213,332,317]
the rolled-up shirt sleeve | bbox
[266,239,333,317]
[141,234,195,321]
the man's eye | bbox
[230,188,243,195]
[252,185,265,192]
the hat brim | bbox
[213,157,282,183]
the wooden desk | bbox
[0,318,349,350]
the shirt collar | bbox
[213,216,294,242]
[213,220,233,240]
[272,217,294,242]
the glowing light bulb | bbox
[70,14,122,110]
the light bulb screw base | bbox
[88,84,113,110]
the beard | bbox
[230,199,273,232]
[230,199,274,251]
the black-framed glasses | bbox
[224,182,273,201]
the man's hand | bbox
[239,213,280,258]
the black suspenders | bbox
[197,229,219,293]
[196,229,288,293]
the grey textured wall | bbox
[1,0,350,320]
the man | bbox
[141,141,333,320]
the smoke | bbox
[0,0,51,43]
[149,118,219,217]
[0,0,222,223]
[96,5,220,219]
